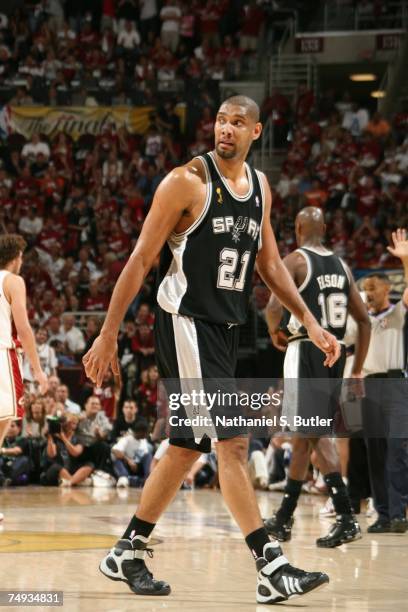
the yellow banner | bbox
[9,106,155,140]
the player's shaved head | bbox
[295,206,326,246]
[219,95,260,123]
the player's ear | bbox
[252,122,262,141]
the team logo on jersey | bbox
[216,187,223,204]
[212,216,260,241]
[232,216,248,243]
[255,195,260,207]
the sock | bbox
[245,527,271,560]
[276,478,303,523]
[122,515,156,541]
[324,472,353,516]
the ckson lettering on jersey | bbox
[317,274,346,291]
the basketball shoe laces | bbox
[125,546,155,584]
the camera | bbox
[47,415,65,435]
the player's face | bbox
[363,278,389,312]
[214,104,261,160]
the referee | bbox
[356,229,408,532]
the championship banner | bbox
[7,106,155,140]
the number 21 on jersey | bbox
[217,248,251,291]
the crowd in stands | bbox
[0,378,313,495]
[0,0,271,106]
[0,1,407,494]
[261,87,408,270]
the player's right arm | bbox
[83,163,205,386]
[4,274,48,394]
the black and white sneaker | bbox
[256,542,329,604]
[316,515,362,548]
[264,514,293,542]
[99,535,171,596]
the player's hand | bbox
[306,323,340,367]
[34,370,48,395]
[347,371,366,400]
[82,334,119,387]
[387,228,408,260]
[269,330,288,352]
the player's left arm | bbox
[387,228,408,307]
[256,173,340,366]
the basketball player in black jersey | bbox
[264,207,371,547]
[83,97,341,604]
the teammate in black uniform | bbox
[83,97,340,604]
[264,207,371,547]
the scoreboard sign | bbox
[295,37,324,54]
[376,34,401,50]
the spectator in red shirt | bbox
[135,303,155,328]
[261,88,290,146]
[137,364,159,422]
[343,239,359,268]
[352,216,380,266]
[393,101,408,144]
[106,221,131,259]
[82,280,109,312]
[240,0,264,52]
[14,165,37,199]
[359,132,381,169]
[328,212,349,258]
[180,3,196,54]
[198,0,221,48]
[196,106,215,146]
[295,83,315,122]
[220,35,242,79]
[355,176,380,217]
[79,21,99,50]
[93,372,119,421]
[189,128,208,158]
[131,324,155,371]
[366,242,397,269]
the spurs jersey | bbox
[286,246,351,342]
[157,151,265,325]
[0,270,13,349]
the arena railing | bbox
[299,0,407,33]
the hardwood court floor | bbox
[0,486,406,612]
